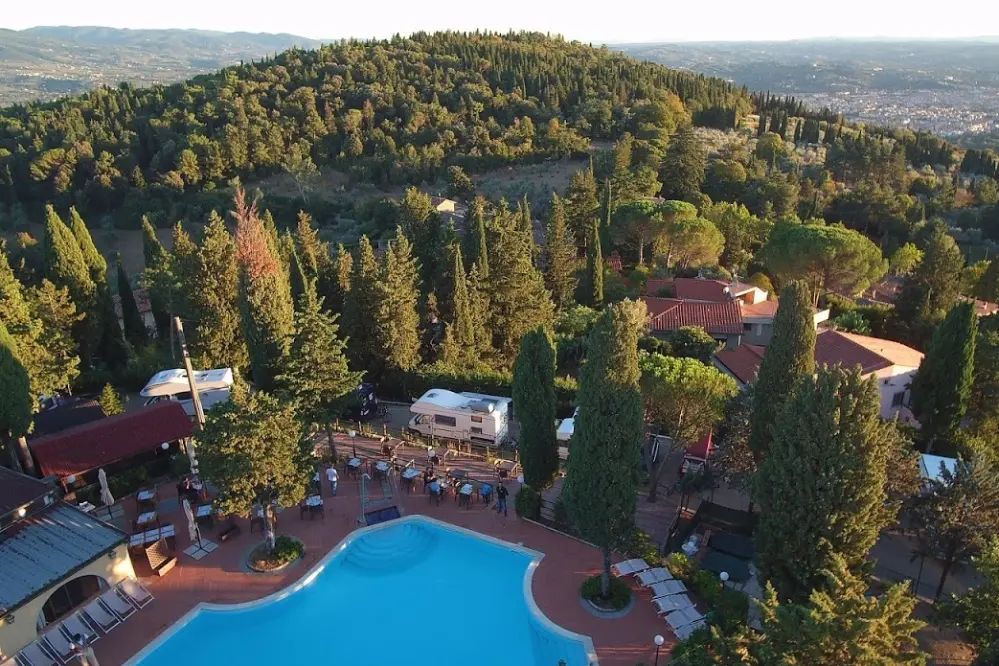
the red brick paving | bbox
[97,466,673,666]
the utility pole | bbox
[174,317,206,428]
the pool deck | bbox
[94,460,673,666]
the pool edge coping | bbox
[120,514,599,666]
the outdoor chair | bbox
[119,579,154,609]
[144,539,176,577]
[611,558,650,577]
[60,612,99,643]
[98,588,136,621]
[15,641,57,666]
[83,597,121,634]
[40,626,75,663]
[637,567,675,587]
[653,593,694,615]
[650,579,687,598]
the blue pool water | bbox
[131,517,593,666]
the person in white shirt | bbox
[326,465,339,497]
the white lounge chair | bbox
[83,597,121,634]
[16,642,57,666]
[650,579,688,598]
[637,567,675,586]
[41,627,76,664]
[119,579,154,609]
[674,618,707,640]
[611,558,650,577]
[653,593,694,615]
[60,612,99,644]
[99,588,136,620]
[666,606,705,633]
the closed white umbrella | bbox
[98,468,114,507]
[182,498,198,543]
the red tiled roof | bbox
[673,278,732,302]
[646,279,674,297]
[740,300,779,318]
[713,330,923,385]
[30,402,193,479]
[963,297,999,317]
[685,432,713,460]
[112,287,152,319]
[643,297,744,335]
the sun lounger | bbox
[637,567,675,586]
[674,618,706,640]
[60,612,99,643]
[666,606,705,634]
[16,641,57,666]
[99,588,136,621]
[653,593,694,615]
[119,578,154,609]
[83,597,121,634]
[650,579,688,598]
[40,628,75,664]
[611,558,650,577]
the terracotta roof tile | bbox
[112,287,152,319]
[643,297,744,335]
[713,344,766,384]
[740,301,778,318]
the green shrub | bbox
[271,536,304,563]
[515,486,541,520]
[665,552,695,580]
[689,568,724,604]
[714,588,750,631]
[580,574,632,611]
[624,528,665,568]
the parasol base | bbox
[183,540,219,560]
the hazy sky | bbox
[3,0,998,43]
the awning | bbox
[30,402,193,478]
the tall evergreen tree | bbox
[512,329,559,489]
[288,244,311,306]
[317,243,351,316]
[465,196,489,278]
[440,245,480,368]
[345,236,381,372]
[0,320,32,472]
[748,280,815,462]
[563,301,644,597]
[911,301,977,452]
[544,192,577,310]
[191,212,247,369]
[232,188,295,392]
[294,211,323,281]
[115,255,147,346]
[976,259,999,304]
[895,222,964,346]
[170,222,200,322]
[565,166,600,249]
[69,207,106,284]
[487,219,555,365]
[95,283,129,368]
[659,124,707,202]
[42,204,96,314]
[376,228,422,372]
[755,367,899,602]
[583,221,604,307]
[140,216,171,337]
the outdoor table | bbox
[306,495,324,519]
[401,468,420,493]
[347,458,362,479]
[458,483,474,508]
[374,460,390,481]
[136,489,156,503]
[136,511,158,528]
[428,481,444,505]
[195,504,214,530]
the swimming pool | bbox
[126,516,596,666]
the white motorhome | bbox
[556,407,578,461]
[141,368,234,418]
[408,389,511,444]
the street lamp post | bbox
[349,430,357,458]
[654,634,665,666]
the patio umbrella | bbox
[182,498,198,543]
[98,468,114,507]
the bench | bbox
[145,538,177,577]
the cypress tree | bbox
[512,329,559,489]
[443,245,478,367]
[191,212,247,369]
[294,211,323,281]
[584,221,604,308]
[565,167,600,249]
[975,259,999,304]
[116,255,148,346]
[487,218,555,365]
[466,197,489,279]
[170,222,200,322]
[467,262,493,359]
[563,301,644,597]
[141,216,171,337]
[755,367,898,602]
[344,236,380,372]
[94,284,129,368]
[911,301,977,452]
[544,192,577,310]
[288,244,310,306]
[376,227,422,372]
[69,207,106,284]
[518,195,535,263]
[42,204,96,313]
[748,281,816,462]
[0,320,33,472]
[232,188,295,392]
[317,243,351,316]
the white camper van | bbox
[408,389,511,444]
[556,407,578,461]
[141,368,234,418]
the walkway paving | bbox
[93,450,670,666]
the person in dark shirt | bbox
[495,483,508,517]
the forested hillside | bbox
[0,31,749,227]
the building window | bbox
[434,415,457,427]
[743,323,752,332]
[471,427,483,434]
[471,416,483,423]
[891,391,906,408]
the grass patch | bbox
[581,574,632,611]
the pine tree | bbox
[317,243,351,316]
[140,216,171,336]
[976,259,999,304]
[98,383,125,416]
[465,196,489,278]
[755,366,899,602]
[170,222,200,322]
[288,244,310,306]
[294,211,323,281]
[191,212,247,369]
[487,219,555,365]
[513,329,559,488]
[442,245,478,368]
[895,222,964,346]
[660,124,707,203]
[563,301,644,596]
[467,262,493,359]
[376,228,422,372]
[518,195,536,262]
[584,221,604,307]
[911,301,977,452]
[344,236,380,372]
[544,193,577,310]
[748,281,815,462]
[232,188,295,392]
[42,204,96,314]
[0,320,32,472]
[69,207,106,284]
[565,167,600,249]
[116,255,147,346]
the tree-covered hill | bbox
[0,31,751,227]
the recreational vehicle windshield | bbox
[408,389,511,444]
[141,368,234,417]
